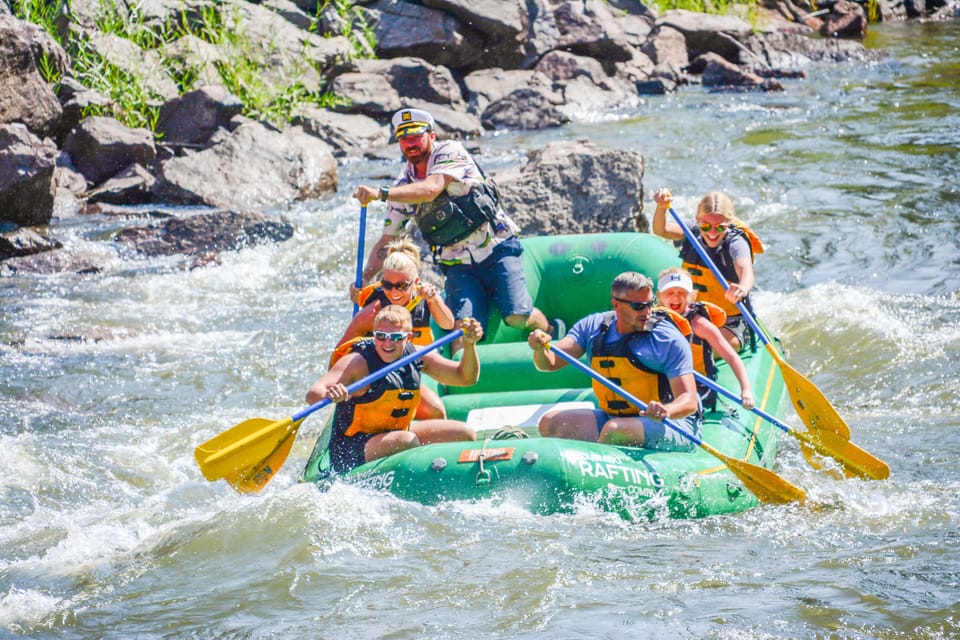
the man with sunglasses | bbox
[351,107,558,351]
[526,272,702,451]
[307,305,484,472]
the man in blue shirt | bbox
[527,271,702,451]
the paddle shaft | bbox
[353,204,368,315]
[292,328,463,424]
[694,371,791,433]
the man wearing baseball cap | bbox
[352,107,559,350]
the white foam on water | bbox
[0,586,68,631]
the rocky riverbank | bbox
[1,0,957,274]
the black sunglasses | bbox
[381,279,412,292]
[613,296,656,311]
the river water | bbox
[2,20,958,639]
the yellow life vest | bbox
[344,388,421,436]
[589,312,678,415]
[680,224,763,317]
[685,301,725,377]
[335,341,422,436]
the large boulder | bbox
[463,68,558,115]
[420,0,527,68]
[332,58,467,110]
[0,15,67,139]
[329,72,403,118]
[62,116,157,186]
[369,0,484,69]
[481,88,569,130]
[552,0,635,67]
[0,123,58,226]
[155,121,338,210]
[657,10,754,61]
[496,140,645,235]
[291,107,390,158]
[157,86,244,149]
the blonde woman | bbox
[332,238,455,419]
[308,306,481,472]
[652,189,764,352]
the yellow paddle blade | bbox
[700,442,806,505]
[194,416,299,481]
[767,344,852,441]
[225,430,298,494]
[794,429,890,481]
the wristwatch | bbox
[379,186,390,202]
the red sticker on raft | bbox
[457,447,515,463]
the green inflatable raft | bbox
[301,233,791,520]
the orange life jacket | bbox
[333,340,422,437]
[683,301,726,377]
[679,224,763,317]
[588,311,683,416]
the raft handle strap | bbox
[475,437,494,486]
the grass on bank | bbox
[11,0,369,132]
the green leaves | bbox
[13,0,372,133]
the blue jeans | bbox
[441,236,534,335]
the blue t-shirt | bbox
[567,311,694,379]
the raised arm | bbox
[357,233,392,288]
[419,280,455,330]
[651,188,686,241]
[422,318,483,386]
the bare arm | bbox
[652,188,685,241]
[305,353,369,405]
[725,255,755,304]
[660,373,700,420]
[419,281,455,330]
[354,174,453,207]
[693,316,754,409]
[421,318,483,386]
[527,330,583,372]
[336,302,379,347]
[358,233,393,286]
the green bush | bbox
[11,0,369,131]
